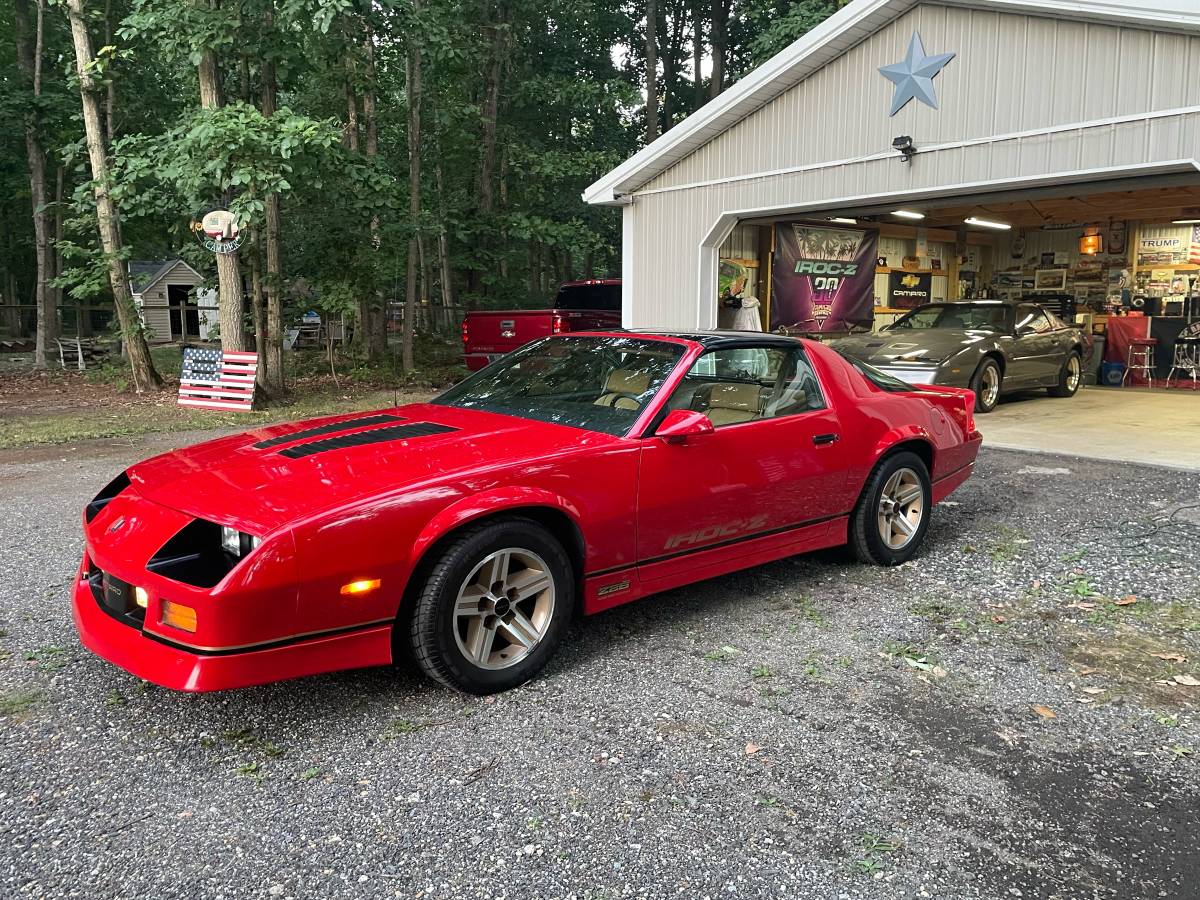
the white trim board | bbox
[583,0,1200,206]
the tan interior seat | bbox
[702,383,762,426]
[595,369,650,409]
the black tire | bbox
[1047,351,1082,398]
[969,357,1002,413]
[408,517,574,694]
[849,451,932,566]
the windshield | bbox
[433,336,684,436]
[888,303,1011,332]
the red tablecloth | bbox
[1103,316,1150,364]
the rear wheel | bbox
[849,451,932,566]
[1048,352,1082,398]
[409,518,574,694]
[970,358,1002,413]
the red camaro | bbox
[74,331,981,694]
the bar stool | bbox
[1168,337,1200,389]
[1122,337,1157,387]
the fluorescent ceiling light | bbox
[892,210,925,220]
[964,216,1011,230]
[827,217,857,225]
[1173,218,1200,224]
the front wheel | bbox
[409,518,574,694]
[970,358,1002,413]
[849,451,932,566]
[1047,352,1082,398]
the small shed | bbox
[128,259,217,343]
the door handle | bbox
[813,433,840,445]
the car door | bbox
[1008,305,1058,385]
[635,344,851,587]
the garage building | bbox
[585,0,1200,388]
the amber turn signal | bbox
[340,578,381,596]
[134,586,149,608]
[160,600,197,633]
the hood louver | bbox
[276,422,458,459]
[252,414,406,450]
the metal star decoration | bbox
[879,32,956,117]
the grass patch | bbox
[851,832,902,876]
[704,645,741,662]
[0,385,436,450]
[882,640,941,672]
[0,688,42,717]
[791,595,826,626]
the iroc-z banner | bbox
[771,223,878,333]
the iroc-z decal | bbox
[664,514,770,551]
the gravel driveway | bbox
[1,432,1198,899]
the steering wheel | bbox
[601,391,643,410]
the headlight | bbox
[220,526,262,558]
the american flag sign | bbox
[177,347,258,411]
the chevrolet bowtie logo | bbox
[900,274,921,288]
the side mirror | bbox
[656,409,715,444]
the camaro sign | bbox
[771,223,878,332]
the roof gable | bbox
[128,258,203,293]
[584,0,1200,205]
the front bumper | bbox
[72,556,394,692]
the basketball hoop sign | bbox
[193,209,243,254]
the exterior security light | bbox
[892,135,916,162]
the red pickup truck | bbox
[461,279,621,370]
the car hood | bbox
[831,329,993,366]
[127,403,619,535]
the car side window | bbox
[666,346,826,427]
[1016,306,1052,334]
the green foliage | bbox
[0,0,843,341]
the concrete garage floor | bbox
[982,386,1200,472]
[1,431,1199,899]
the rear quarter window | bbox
[841,354,914,393]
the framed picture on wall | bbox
[1034,269,1068,291]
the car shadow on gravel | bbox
[890,692,1200,900]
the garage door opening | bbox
[713,173,1200,390]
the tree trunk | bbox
[473,1,508,299]
[65,0,162,389]
[197,30,246,352]
[361,21,386,359]
[344,51,360,152]
[57,166,82,336]
[429,80,456,327]
[692,0,704,109]
[709,0,729,99]
[260,8,285,396]
[645,0,659,143]
[402,16,422,373]
[14,0,55,369]
[248,228,265,391]
[104,0,115,143]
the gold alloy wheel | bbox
[453,548,555,670]
[877,467,925,550]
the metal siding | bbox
[625,112,1200,327]
[643,5,1200,194]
